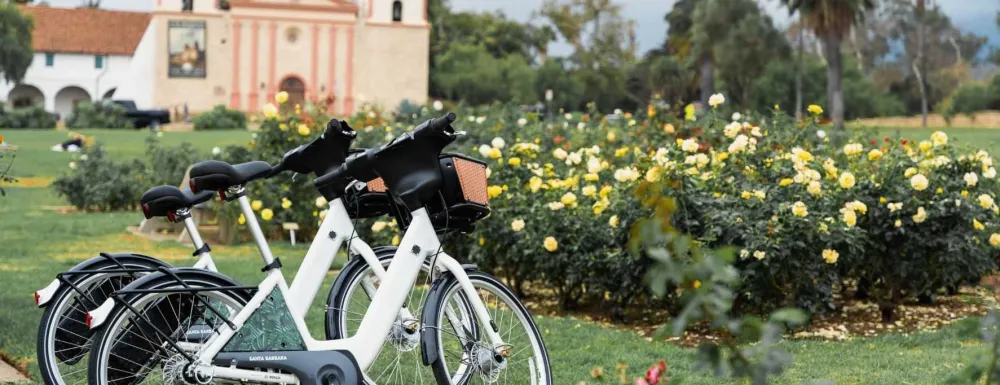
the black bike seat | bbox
[188,160,272,192]
[140,185,214,219]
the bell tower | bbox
[352,0,430,111]
[365,0,426,25]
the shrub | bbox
[193,105,247,130]
[52,136,207,210]
[65,102,134,129]
[51,145,146,211]
[0,104,57,129]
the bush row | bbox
[0,105,57,129]
[66,102,134,129]
[53,97,1000,322]
[193,105,247,130]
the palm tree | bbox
[780,0,875,130]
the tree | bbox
[706,0,789,108]
[0,2,34,85]
[780,0,876,130]
[78,0,99,7]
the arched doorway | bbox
[279,76,306,107]
[7,84,44,108]
[54,86,92,119]
[102,88,117,100]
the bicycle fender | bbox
[34,253,169,307]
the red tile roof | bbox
[20,6,151,56]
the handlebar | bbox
[312,113,458,189]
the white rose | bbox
[476,116,486,124]
[478,145,492,158]
[566,152,582,165]
[517,118,527,127]
[553,148,568,160]
[564,113,573,120]
[816,130,826,139]
[986,167,997,179]
[708,93,725,107]
[731,112,742,121]
[577,122,586,130]
[491,137,506,149]
[432,100,443,111]
[211,146,221,155]
[965,172,979,187]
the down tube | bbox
[286,198,351,319]
[339,208,439,370]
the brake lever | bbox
[451,131,467,137]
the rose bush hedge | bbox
[53,92,1000,321]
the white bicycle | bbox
[33,120,445,385]
[84,113,552,385]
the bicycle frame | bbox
[188,202,506,381]
[91,194,506,383]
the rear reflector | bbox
[33,291,40,306]
[85,313,93,328]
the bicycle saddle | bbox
[140,185,215,219]
[188,160,272,193]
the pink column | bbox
[344,25,354,114]
[266,22,278,103]
[310,23,319,101]
[248,21,260,112]
[230,20,242,109]
[328,25,338,114]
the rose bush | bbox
[51,92,1000,322]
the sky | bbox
[38,0,1000,56]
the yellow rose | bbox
[261,208,274,221]
[990,233,1000,247]
[593,199,609,215]
[543,237,558,252]
[561,192,578,207]
[488,147,502,159]
[548,201,565,211]
[609,215,619,228]
[867,149,883,161]
[910,174,929,191]
[584,173,600,182]
[487,185,503,198]
[279,123,288,131]
[392,235,400,246]
[281,198,292,209]
[779,178,794,187]
[839,172,856,189]
[741,191,752,199]
[807,104,824,115]
[980,194,996,209]
[508,157,521,167]
[645,167,663,182]
[792,201,808,217]
[599,185,613,198]
[684,104,696,121]
[693,280,702,288]
[371,221,388,232]
[607,131,616,142]
[298,124,311,136]
[912,207,927,223]
[511,219,525,232]
[262,103,279,119]
[663,123,675,134]
[237,214,246,225]
[931,131,948,146]
[582,185,597,197]
[974,219,985,231]
[807,181,822,196]
[904,167,917,178]
[841,208,857,227]
[528,177,543,192]
[275,91,289,104]
[919,140,933,152]
[250,200,263,211]
[822,249,839,264]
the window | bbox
[95,55,104,69]
[392,0,402,22]
[182,0,193,11]
[45,53,54,67]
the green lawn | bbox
[0,127,997,384]
[872,126,1000,155]
[2,129,251,178]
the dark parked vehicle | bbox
[111,100,170,129]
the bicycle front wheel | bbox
[422,271,552,385]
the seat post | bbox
[230,186,278,268]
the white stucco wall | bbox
[0,52,132,118]
[114,23,156,109]
[368,0,425,25]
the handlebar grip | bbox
[427,112,457,133]
[313,164,347,188]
